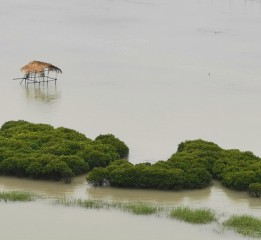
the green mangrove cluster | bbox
[0,120,129,182]
[87,140,261,194]
[0,120,260,195]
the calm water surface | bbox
[0,175,260,215]
[1,0,261,162]
[0,0,261,239]
[0,202,247,240]
[0,175,260,240]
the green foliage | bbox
[248,183,261,197]
[177,139,222,155]
[79,143,120,170]
[170,207,215,224]
[86,144,214,190]
[57,198,159,216]
[0,121,127,182]
[122,202,159,215]
[57,198,106,209]
[59,155,89,175]
[95,134,129,159]
[222,170,257,190]
[86,159,207,190]
[1,121,260,191]
[42,160,73,181]
[0,191,34,202]
[175,140,261,192]
[86,167,109,186]
[183,168,212,189]
[87,139,261,192]
[223,215,261,238]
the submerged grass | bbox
[3,190,260,239]
[120,202,160,215]
[56,198,159,215]
[0,191,35,202]
[57,198,111,209]
[2,192,261,239]
[169,206,215,224]
[223,215,261,238]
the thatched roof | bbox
[21,61,62,74]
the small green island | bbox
[0,120,260,197]
[87,138,261,196]
[0,120,128,183]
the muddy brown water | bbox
[0,175,260,240]
[0,0,261,239]
[0,202,246,240]
[0,176,260,212]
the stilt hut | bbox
[14,61,62,84]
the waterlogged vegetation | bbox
[223,215,261,238]
[55,197,261,238]
[87,140,261,195]
[0,120,129,182]
[56,198,160,215]
[0,120,260,196]
[169,207,215,224]
[122,202,159,215]
[0,190,260,238]
[248,183,261,198]
[0,191,34,202]
[87,159,211,190]
[57,198,108,209]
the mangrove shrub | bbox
[87,139,261,192]
[248,183,261,197]
[0,120,128,182]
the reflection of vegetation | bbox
[87,140,261,194]
[24,84,60,103]
[170,207,215,224]
[223,215,261,238]
[0,120,128,182]
[0,191,34,202]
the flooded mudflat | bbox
[0,176,260,240]
[0,201,246,240]
[0,175,260,213]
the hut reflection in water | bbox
[24,84,60,104]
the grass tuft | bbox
[170,206,215,224]
[75,199,119,210]
[0,191,34,202]
[57,198,159,215]
[121,202,159,215]
[223,215,261,238]
[56,198,115,210]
